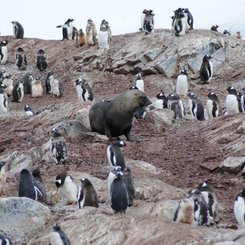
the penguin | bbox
[176,69,189,96]
[0,84,8,113]
[130,73,144,92]
[36,49,48,71]
[0,234,12,245]
[0,69,7,81]
[184,8,193,30]
[79,177,99,208]
[223,30,231,35]
[225,86,241,114]
[142,9,154,35]
[234,188,245,228]
[107,139,126,171]
[49,74,63,98]
[49,127,68,164]
[199,55,213,84]
[241,87,245,112]
[31,77,43,98]
[98,19,110,50]
[152,91,168,109]
[50,223,70,245]
[22,72,34,94]
[206,92,220,119]
[15,47,27,70]
[11,21,24,39]
[85,19,97,46]
[55,172,81,205]
[167,93,186,119]
[108,166,128,213]
[173,8,188,36]
[12,81,24,103]
[0,40,8,65]
[234,31,241,39]
[45,71,53,94]
[75,78,93,101]
[76,29,86,47]
[18,168,46,202]
[123,166,136,207]
[211,25,219,32]
[24,104,35,116]
[133,107,146,119]
[188,92,205,121]
[56,18,75,40]
[198,181,218,225]
[1,75,13,97]
[0,161,6,196]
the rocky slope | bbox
[0,28,245,244]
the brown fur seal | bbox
[89,90,151,140]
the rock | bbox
[219,156,245,174]
[75,105,93,131]
[216,228,245,245]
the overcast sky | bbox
[0,0,244,40]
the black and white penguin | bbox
[45,71,53,94]
[18,168,46,202]
[133,107,147,119]
[173,8,188,36]
[123,166,136,207]
[184,8,194,30]
[2,74,13,97]
[152,91,168,109]
[0,40,8,65]
[11,21,24,39]
[176,69,189,96]
[198,181,218,225]
[241,87,245,113]
[75,78,93,101]
[234,31,241,39]
[98,19,111,50]
[49,74,63,98]
[50,223,70,245]
[12,81,24,103]
[0,234,12,245]
[142,9,154,35]
[130,73,144,92]
[234,188,245,228]
[225,86,241,114]
[49,127,67,164]
[15,47,27,70]
[206,92,220,119]
[24,104,35,116]
[108,166,128,213]
[0,161,6,195]
[55,172,80,205]
[36,49,48,71]
[188,92,205,121]
[211,25,219,32]
[223,30,231,35]
[0,84,8,113]
[31,77,43,98]
[167,93,185,119]
[107,139,126,170]
[79,177,99,208]
[199,55,213,84]
[85,19,97,46]
[56,18,75,40]
[22,72,34,94]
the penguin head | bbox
[207,92,218,101]
[65,18,74,24]
[130,85,138,90]
[223,30,231,35]
[179,69,187,76]
[114,139,126,147]
[55,172,68,188]
[53,223,62,232]
[187,92,197,99]
[32,168,43,183]
[75,78,82,86]
[133,107,146,119]
[20,169,32,179]
[238,188,245,197]
[203,54,212,62]
[156,91,167,100]
[37,49,45,55]
[123,166,132,176]
[227,86,237,95]
[0,40,8,46]
[51,127,62,137]
[24,104,31,111]
[17,47,24,53]
[135,73,143,81]
[168,93,180,101]
[80,177,93,188]
[197,181,210,192]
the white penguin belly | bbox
[1,46,8,64]
[0,94,8,113]
[234,196,245,228]
[98,31,109,49]
[50,231,64,245]
[226,94,239,114]
[135,80,144,92]
[176,76,188,95]
[76,85,83,101]
[59,180,78,204]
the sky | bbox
[0,0,244,40]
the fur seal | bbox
[15,47,27,70]
[11,21,24,39]
[234,188,245,228]
[0,84,8,113]
[31,77,43,98]
[12,81,24,103]
[76,29,86,47]
[36,49,48,71]
[0,40,8,65]
[89,90,151,140]
[176,69,188,96]
[199,55,213,84]
[50,223,71,245]
[85,19,97,46]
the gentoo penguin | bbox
[234,31,241,39]
[241,87,245,112]
[50,223,70,245]
[12,81,24,103]
[0,161,6,195]
[173,8,188,36]
[167,93,185,119]
[188,92,205,121]
[56,18,75,40]
[173,197,194,224]
[133,107,146,119]
[1,75,13,97]
[206,92,220,119]
[15,47,27,70]
[45,71,53,94]
[24,104,35,116]
[225,86,241,114]
[79,177,99,208]
[31,77,43,98]
[18,169,46,202]
[98,19,111,49]
[107,139,126,171]
[49,74,63,98]
[142,9,154,35]
[199,55,213,84]
[108,166,128,213]
[234,188,245,228]
[0,84,8,113]
[75,78,93,101]
[11,21,24,39]
[55,172,80,205]
[211,25,219,32]
[22,72,34,94]
[152,91,168,109]
[36,49,48,71]
[0,234,12,245]
[76,29,86,47]
[123,166,136,207]
[184,8,194,30]
[49,127,68,164]
[130,73,144,92]
[223,30,231,35]
[85,19,97,46]
[176,69,189,96]
[0,40,8,65]
[198,181,218,225]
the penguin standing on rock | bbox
[36,49,48,71]
[0,84,8,113]
[199,55,213,84]
[123,166,136,207]
[0,40,8,64]
[76,29,86,47]
[24,104,35,116]
[152,91,168,109]
[131,73,144,92]
[234,188,245,228]
[56,18,75,40]
[225,86,241,114]
[173,8,188,36]
[0,234,12,245]
[98,19,111,50]
[142,9,154,35]
[50,223,70,245]
[176,69,189,96]
[85,19,97,46]
[206,92,220,119]
[211,25,219,32]
[12,81,24,103]
[15,47,27,70]
[188,92,205,121]
[75,78,93,101]
[11,21,24,39]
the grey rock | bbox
[219,156,245,174]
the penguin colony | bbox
[0,7,244,244]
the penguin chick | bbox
[167,93,186,120]
[199,55,213,84]
[22,72,34,94]
[15,47,27,70]
[31,78,43,98]
[206,92,220,119]
[0,40,8,65]
[123,166,136,207]
[12,81,24,103]
[234,188,245,228]
[176,69,189,96]
[85,19,97,46]
[130,73,144,92]
[79,177,99,208]
[50,223,70,245]
[0,161,6,196]
[2,75,13,97]
[225,86,241,114]
[76,29,86,47]
[24,104,35,116]
[107,139,126,170]
[49,75,63,98]
[49,127,68,164]
[55,172,80,205]
[0,234,12,245]
[188,92,205,121]
[142,9,154,35]
[0,84,8,113]
[36,49,48,71]
[75,78,93,101]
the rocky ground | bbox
[0,29,245,244]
